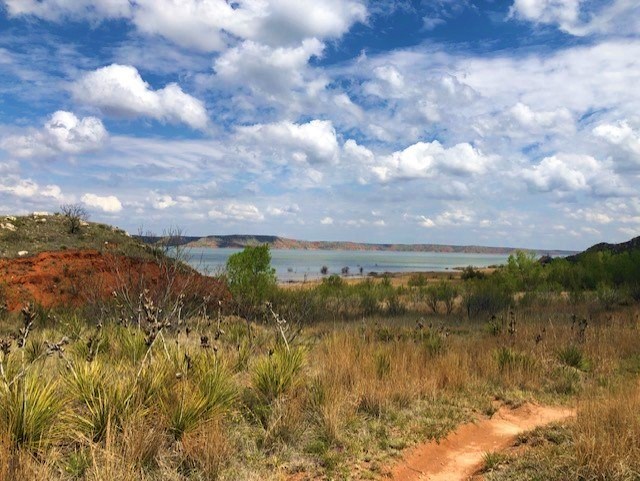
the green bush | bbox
[226,245,276,319]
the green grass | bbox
[0,213,152,259]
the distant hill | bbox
[566,236,640,262]
[138,233,574,256]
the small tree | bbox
[226,245,276,319]
[60,203,89,234]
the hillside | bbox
[141,233,574,256]
[0,213,228,311]
[566,235,640,262]
[0,213,152,259]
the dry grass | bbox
[0,293,638,479]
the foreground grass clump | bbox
[0,284,639,479]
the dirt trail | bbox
[390,403,575,481]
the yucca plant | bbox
[197,358,237,415]
[0,373,62,451]
[251,347,305,405]
[164,380,210,441]
[65,361,135,442]
[558,344,591,371]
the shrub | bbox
[226,245,276,319]
[463,281,512,318]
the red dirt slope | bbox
[0,249,229,311]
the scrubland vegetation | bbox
[0,239,640,480]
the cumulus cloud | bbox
[0,177,63,200]
[521,153,620,195]
[150,192,177,210]
[237,119,340,165]
[509,103,573,133]
[5,0,366,52]
[81,193,123,213]
[593,120,640,169]
[320,216,334,225]
[132,0,366,51]
[370,141,491,182]
[214,38,324,97]
[1,111,107,158]
[208,203,264,222]
[72,64,208,130]
[509,0,640,36]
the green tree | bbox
[226,245,276,318]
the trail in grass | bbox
[390,403,575,481]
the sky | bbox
[0,0,639,250]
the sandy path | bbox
[390,403,575,481]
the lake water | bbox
[184,248,511,282]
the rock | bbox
[80,221,89,227]
[32,211,50,216]
[37,218,47,223]
[1,222,16,232]
[17,250,28,256]
[6,216,16,221]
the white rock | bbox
[1,222,16,232]
[37,218,47,223]
[32,211,50,216]
[6,216,16,221]
[18,250,28,256]
[80,221,89,227]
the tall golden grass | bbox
[0,294,638,480]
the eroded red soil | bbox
[0,249,229,311]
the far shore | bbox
[277,267,498,289]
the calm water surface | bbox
[185,248,511,281]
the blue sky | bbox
[1,0,639,250]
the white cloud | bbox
[131,0,365,52]
[214,38,324,98]
[81,193,123,213]
[419,216,436,228]
[521,153,618,194]
[237,119,340,165]
[150,192,177,210]
[267,204,300,216]
[72,64,208,130]
[509,0,640,36]
[320,216,334,225]
[1,111,107,158]
[509,102,573,133]
[208,203,264,222]
[371,141,491,182]
[3,0,131,21]
[0,177,63,200]
[5,0,366,52]
[593,120,640,169]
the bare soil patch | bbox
[389,403,575,481]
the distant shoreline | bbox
[139,234,575,257]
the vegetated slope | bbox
[140,233,574,255]
[566,235,640,262]
[0,214,228,311]
[0,213,150,259]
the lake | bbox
[183,248,511,281]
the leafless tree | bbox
[60,203,89,234]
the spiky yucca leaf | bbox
[0,373,62,450]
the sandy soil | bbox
[389,403,575,481]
